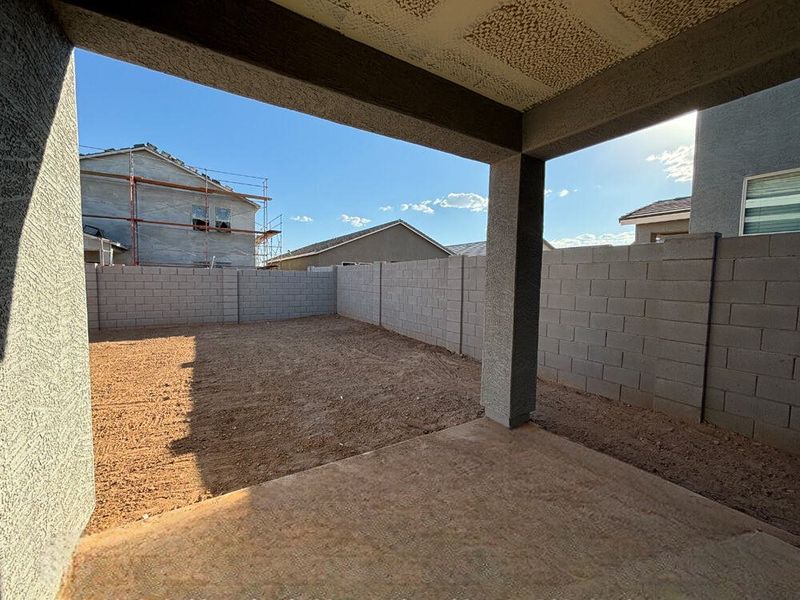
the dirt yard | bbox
[88,315,800,537]
[86,316,483,533]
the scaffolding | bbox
[79,146,283,268]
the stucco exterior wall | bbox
[0,2,94,598]
[278,225,450,270]
[634,219,690,243]
[81,151,257,267]
[690,78,800,237]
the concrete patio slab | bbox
[63,419,800,599]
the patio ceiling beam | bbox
[522,0,800,160]
[51,0,522,164]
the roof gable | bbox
[272,220,452,262]
[80,145,258,208]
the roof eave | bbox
[619,210,691,226]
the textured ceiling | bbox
[271,0,745,110]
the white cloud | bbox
[340,214,371,227]
[432,192,488,212]
[545,188,553,196]
[290,215,313,223]
[550,231,635,248]
[400,200,435,214]
[558,189,570,198]
[379,205,393,212]
[646,144,695,182]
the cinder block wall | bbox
[336,234,799,454]
[336,263,380,324]
[239,270,336,321]
[336,257,486,355]
[87,265,225,328]
[705,233,800,450]
[381,257,455,351]
[461,256,486,360]
[87,266,336,328]
[537,234,718,424]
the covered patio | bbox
[63,418,799,598]
[4,1,800,598]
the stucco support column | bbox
[1,2,94,598]
[481,154,544,428]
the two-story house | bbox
[620,77,800,242]
[81,144,259,267]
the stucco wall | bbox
[81,151,257,267]
[634,219,689,243]
[0,2,94,599]
[690,78,800,237]
[278,225,450,270]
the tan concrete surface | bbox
[64,418,800,599]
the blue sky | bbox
[74,50,695,251]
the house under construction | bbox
[80,143,281,268]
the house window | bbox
[215,207,231,231]
[742,169,800,235]
[192,204,208,231]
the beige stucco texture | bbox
[273,0,744,109]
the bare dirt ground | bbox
[88,315,800,537]
[86,316,483,534]
[532,382,800,537]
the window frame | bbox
[740,167,800,236]
[215,206,232,232]
[191,204,209,231]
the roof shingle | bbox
[619,197,691,222]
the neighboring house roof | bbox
[447,238,554,256]
[619,197,692,225]
[448,241,487,256]
[82,224,127,250]
[79,143,258,209]
[270,220,453,263]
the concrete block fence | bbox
[337,256,486,360]
[336,262,381,325]
[338,233,799,454]
[705,234,800,451]
[537,234,720,425]
[85,264,336,329]
[85,232,799,453]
